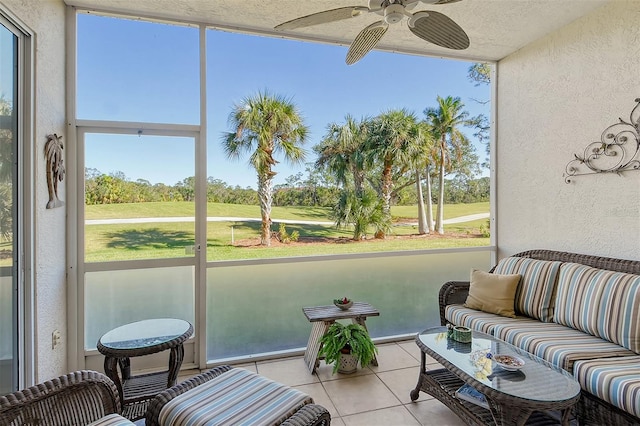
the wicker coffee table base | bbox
[411,368,574,426]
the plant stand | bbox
[302,302,380,374]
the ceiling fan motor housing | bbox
[384,4,405,24]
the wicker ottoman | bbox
[145,366,330,426]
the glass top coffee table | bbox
[411,326,580,426]
[97,318,193,421]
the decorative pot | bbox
[453,326,472,343]
[338,351,358,374]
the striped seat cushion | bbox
[493,257,562,322]
[445,304,533,335]
[87,414,136,426]
[493,321,635,372]
[158,368,313,426]
[554,263,640,353]
[574,356,640,418]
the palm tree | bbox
[332,188,384,240]
[365,109,423,238]
[222,91,308,246]
[412,122,435,235]
[424,96,472,234]
[314,115,368,196]
[424,160,436,232]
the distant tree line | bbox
[84,167,489,207]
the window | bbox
[0,10,32,394]
[75,11,493,365]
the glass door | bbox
[0,20,18,395]
[78,126,202,371]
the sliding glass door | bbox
[0,19,19,395]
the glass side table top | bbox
[98,318,192,353]
[417,326,580,403]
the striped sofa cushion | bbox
[493,321,635,372]
[493,257,562,322]
[158,368,313,426]
[574,356,640,418]
[445,304,532,335]
[87,414,136,426]
[554,262,640,353]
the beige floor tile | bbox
[223,362,257,373]
[294,382,339,419]
[256,357,319,386]
[342,406,421,426]
[314,359,373,382]
[329,417,346,426]
[405,399,466,426]
[398,340,440,366]
[321,374,401,416]
[370,343,420,372]
[398,340,422,361]
[377,366,422,404]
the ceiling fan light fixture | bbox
[384,4,405,24]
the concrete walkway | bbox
[86,213,489,226]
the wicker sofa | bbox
[0,370,133,425]
[439,249,640,426]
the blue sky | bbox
[77,14,490,188]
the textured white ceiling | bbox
[64,0,609,62]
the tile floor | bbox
[178,339,466,426]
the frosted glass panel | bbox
[85,266,195,350]
[0,274,12,394]
[206,249,491,361]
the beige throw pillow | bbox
[464,269,521,318]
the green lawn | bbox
[81,201,490,262]
[85,201,490,221]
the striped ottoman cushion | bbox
[87,414,136,426]
[574,356,640,418]
[494,321,635,372]
[493,257,562,322]
[554,263,640,353]
[445,304,534,335]
[158,368,313,426]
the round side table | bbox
[97,318,193,421]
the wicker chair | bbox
[0,370,122,426]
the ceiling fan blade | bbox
[346,21,388,65]
[419,0,463,4]
[409,11,469,50]
[275,6,368,31]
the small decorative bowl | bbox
[452,326,472,343]
[334,300,353,310]
[493,354,525,371]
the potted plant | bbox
[318,322,378,374]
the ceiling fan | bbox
[274,0,469,65]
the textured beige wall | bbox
[496,0,640,260]
[2,0,67,381]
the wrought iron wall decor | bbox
[45,133,65,209]
[564,98,640,183]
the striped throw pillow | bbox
[493,257,562,322]
[554,262,640,353]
